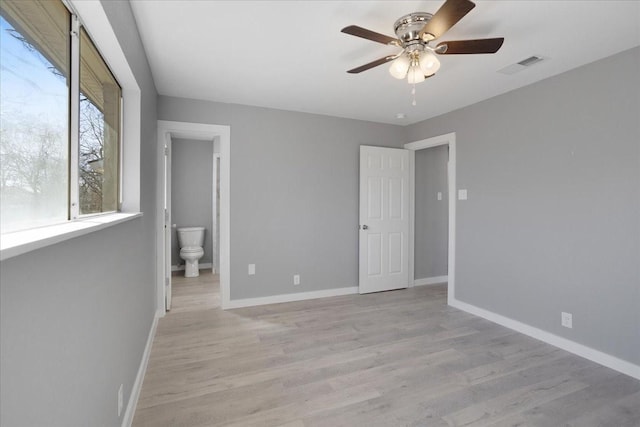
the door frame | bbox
[156,120,231,314]
[212,152,220,273]
[404,132,456,305]
[163,133,172,310]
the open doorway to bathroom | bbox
[170,138,220,275]
[157,121,230,314]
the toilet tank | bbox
[177,227,205,248]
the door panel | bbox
[359,146,409,294]
[388,232,403,274]
[367,233,382,276]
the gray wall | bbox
[406,47,640,365]
[414,145,449,280]
[171,138,214,267]
[0,1,158,426]
[158,97,406,300]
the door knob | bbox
[362,225,368,230]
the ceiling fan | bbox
[341,0,504,84]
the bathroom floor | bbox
[169,269,220,313]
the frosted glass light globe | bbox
[419,51,441,76]
[407,65,425,84]
[389,55,411,79]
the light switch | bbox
[248,264,255,275]
[458,189,468,200]
[437,192,443,201]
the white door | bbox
[359,146,410,294]
[163,136,172,310]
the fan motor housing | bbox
[394,12,433,45]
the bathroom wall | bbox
[171,138,214,267]
[414,145,449,280]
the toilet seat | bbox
[180,247,204,257]
[180,246,203,253]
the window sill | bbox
[0,212,142,261]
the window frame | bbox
[0,0,142,261]
[72,14,123,220]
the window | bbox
[0,0,121,233]
[79,27,120,215]
[0,0,70,232]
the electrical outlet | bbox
[561,312,573,329]
[117,384,123,417]
[293,274,300,285]
[458,189,468,200]
[437,191,443,201]
[248,264,255,275]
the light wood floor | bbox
[133,270,640,426]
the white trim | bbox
[69,14,80,220]
[450,297,640,380]
[0,213,142,261]
[121,310,161,427]
[413,275,448,286]
[404,132,456,305]
[171,263,213,272]
[407,150,416,286]
[212,152,220,273]
[156,121,231,314]
[226,287,359,309]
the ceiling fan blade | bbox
[347,55,396,74]
[419,0,476,41]
[341,25,400,46]
[436,38,504,54]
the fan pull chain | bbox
[411,84,417,106]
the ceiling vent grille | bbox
[498,55,546,75]
[518,56,544,66]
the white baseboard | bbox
[449,298,640,381]
[171,263,214,272]
[121,310,161,427]
[226,286,359,309]
[413,275,448,287]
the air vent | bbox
[498,55,546,75]
[518,56,544,66]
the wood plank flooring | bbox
[133,270,640,426]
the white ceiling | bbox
[130,1,640,125]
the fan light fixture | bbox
[389,51,440,84]
[388,54,411,79]
[342,0,505,106]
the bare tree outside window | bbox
[79,95,106,214]
[79,27,120,215]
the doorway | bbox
[170,137,218,274]
[405,132,457,304]
[156,120,231,314]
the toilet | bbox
[177,227,205,278]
